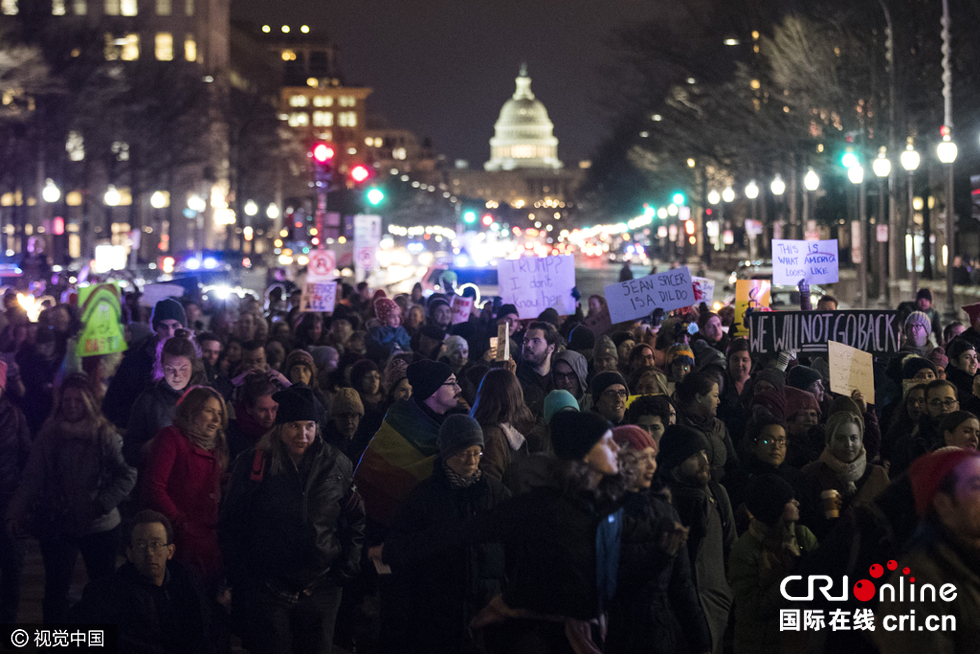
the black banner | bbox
[748,310,903,357]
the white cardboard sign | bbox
[828,339,875,405]
[605,266,694,323]
[300,281,337,312]
[772,239,839,285]
[450,295,474,324]
[497,255,576,320]
[692,276,715,304]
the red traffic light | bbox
[481,214,493,226]
[349,165,371,183]
[312,143,335,163]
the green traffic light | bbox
[463,210,477,224]
[367,188,385,206]
[672,192,686,205]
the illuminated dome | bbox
[485,64,563,171]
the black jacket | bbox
[103,335,158,428]
[70,560,212,654]
[0,396,31,510]
[946,365,975,403]
[385,463,510,654]
[124,380,183,467]
[606,489,713,654]
[722,453,811,535]
[220,437,366,591]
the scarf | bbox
[184,426,218,452]
[500,422,526,451]
[818,446,867,495]
[442,459,482,489]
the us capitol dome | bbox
[485,64,563,171]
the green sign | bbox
[76,283,128,357]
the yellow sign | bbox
[76,283,128,358]
[733,279,771,338]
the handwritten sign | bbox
[828,340,876,405]
[307,250,336,282]
[772,239,839,285]
[450,294,474,324]
[733,279,771,338]
[692,277,715,303]
[748,310,902,357]
[604,267,694,323]
[76,283,128,358]
[495,323,510,361]
[497,255,576,320]
[300,282,337,312]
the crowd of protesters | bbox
[0,271,978,654]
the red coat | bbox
[142,426,223,584]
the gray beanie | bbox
[438,414,484,460]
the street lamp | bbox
[244,200,258,217]
[937,133,957,317]
[150,191,168,209]
[266,203,280,220]
[803,169,820,192]
[722,186,735,203]
[770,175,786,196]
[849,165,867,305]
[847,165,865,185]
[104,185,121,207]
[42,179,60,203]
[901,143,921,294]
[707,189,721,205]
[187,194,206,212]
[873,150,892,304]
[744,181,759,199]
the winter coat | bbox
[71,560,212,654]
[552,350,588,404]
[723,453,812,535]
[677,410,739,482]
[479,423,529,483]
[14,345,59,434]
[8,420,136,538]
[385,463,510,653]
[220,437,366,590]
[141,426,224,583]
[669,478,737,653]
[727,521,818,654]
[515,362,552,420]
[103,334,158,428]
[124,380,184,467]
[366,325,411,363]
[873,521,980,654]
[946,364,975,403]
[801,457,890,539]
[0,396,30,512]
[606,490,713,654]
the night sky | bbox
[233,0,654,166]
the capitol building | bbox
[485,65,563,171]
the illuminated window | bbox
[392,147,407,160]
[185,0,193,16]
[339,96,355,107]
[112,141,130,161]
[1,0,17,15]
[104,0,119,14]
[281,50,296,61]
[288,95,308,107]
[120,0,136,15]
[52,0,65,15]
[155,33,173,60]
[312,96,333,107]
[104,33,119,60]
[288,112,309,127]
[312,111,333,127]
[66,131,85,162]
[317,130,332,141]
[338,111,356,127]
[512,145,536,159]
[73,0,86,14]
[184,35,196,62]
[121,33,139,60]
[156,0,170,15]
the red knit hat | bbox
[909,447,980,517]
[784,386,819,420]
[612,425,657,454]
[374,298,400,325]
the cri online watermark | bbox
[778,560,957,633]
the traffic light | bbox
[349,165,371,184]
[672,192,686,205]
[313,143,335,164]
[311,142,334,188]
[481,214,494,227]
[366,188,385,206]
[463,210,477,225]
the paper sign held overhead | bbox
[306,250,337,282]
[300,282,338,313]
[605,267,694,323]
[828,340,876,405]
[496,323,510,362]
[747,310,902,357]
[772,239,840,285]
[692,277,715,303]
[76,283,128,358]
[450,295,474,324]
[733,279,771,338]
[497,255,576,320]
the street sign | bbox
[353,214,382,279]
[307,250,336,282]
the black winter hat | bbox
[550,411,612,461]
[657,424,709,471]
[407,360,454,401]
[537,307,561,330]
[946,339,977,364]
[569,325,596,352]
[917,288,933,302]
[497,304,519,319]
[901,356,938,380]
[786,365,822,391]
[438,414,484,460]
[590,371,629,404]
[152,298,187,331]
[272,386,319,424]
[745,474,796,525]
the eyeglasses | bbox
[132,540,170,553]
[554,371,577,381]
[602,389,629,399]
[929,399,959,409]
[909,398,926,407]
[450,451,483,463]
[442,379,460,387]
[757,438,787,447]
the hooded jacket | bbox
[552,350,589,404]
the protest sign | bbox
[495,323,510,361]
[604,266,694,323]
[450,294,474,324]
[307,250,337,282]
[497,255,576,320]
[300,281,337,312]
[772,239,840,285]
[692,277,715,304]
[76,283,127,357]
[747,310,902,357]
[828,340,876,405]
[733,279,771,338]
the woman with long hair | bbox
[142,386,228,585]
[471,369,535,483]
[8,374,137,623]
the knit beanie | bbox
[438,414,484,460]
[272,386,319,424]
[332,387,364,416]
[550,411,612,461]
[590,371,629,404]
[946,339,977,365]
[905,311,932,332]
[593,335,618,362]
[909,447,980,516]
[350,359,379,392]
[657,425,709,471]
[787,365,823,391]
[382,358,409,394]
[753,368,786,392]
[745,474,796,525]
[152,298,187,331]
[569,325,596,352]
[750,389,788,422]
[612,425,656,453]
[927,347,949,370]
[901,356,938,380]
[666,344,695,367]
[427,297,451,320]
[784,386,820,420]
[406,360,453,401]
[917,288,933,302]
[284,349,316,375]
[497,304,519,320]
[375,298,400,325]
[544,389,580,424]
[440,335,468,360]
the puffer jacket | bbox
[0,396,30,511]
[677,410,739,482]
[220,437,366,591]
[124,380,183,467]
[8,420,136,537]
